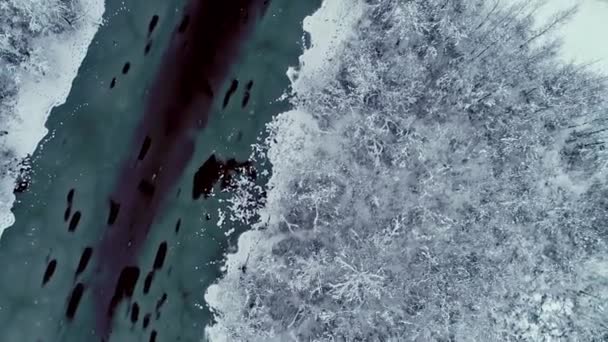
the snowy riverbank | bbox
[0,0,105,234]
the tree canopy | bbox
[207,0,608,341]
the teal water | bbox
[0,0,320,340]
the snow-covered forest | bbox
[206,0,608,341]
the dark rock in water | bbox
[138,179,156,198]
[65,190,74,220]
[192,155,222,199]
[155,293,167,316]
[68,211,81,232]
[13,157,32,194]
[143,313,151,329]
[144,40,152,55]
[110,77,116,89]
[222,79,239,109]
[137,136,152,161]
[174,218,181,234]
[303,31,311,49]
[178,15,190,33]
[64,206,72,222]
[220,158,255,190]
[130,302,140,324]
[75,247,93,278]
[107,266,140,317]
[66,283,85,320]
[143,271,154,295]
[67,188,75,203]
[153,242,167,270]
[149,330,157,342]
[241,80,254,108]
[241,92,251,108]
[13,178,29,193]
[122,62,131,75]
[148,15,159,35]
[192,154,253,199]
[107,200,120,225]
[42,259,57,286]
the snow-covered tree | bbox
[206,0,608,341]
